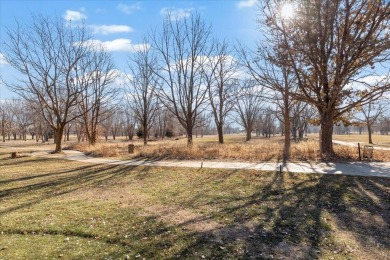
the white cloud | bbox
[0,53,8,66]
[63,10,87,21]
[160,7,193,20]
[82,39,150,52]
[111,69,132,87]
[90,25,133,35]
[237,0,258,8]
[117,2,141,15]
[346,75,389,91]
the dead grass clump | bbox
[71,138,390,162]
[291,140,318,161]
[135,142,284,161]
[73,142,124,157]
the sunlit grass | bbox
[307,133,390,145]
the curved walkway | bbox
[332,140,390,150]
[31,150,390,178]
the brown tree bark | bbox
[320,111,335,159]
[54,125,64,153]
[246,129,252,141]
[367,122,373,144]
[283,107,291,161]
[217,124,224,144]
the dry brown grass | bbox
[71,142,127,157]
[71,137,390,162]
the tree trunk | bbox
[54,126,64,153]
[246,129,252,141]
[367,122,373,144]
[90,130,97,146]
[320,111,334,159]
[143,124,148,146]
[217,124,224,144]
[187,128,193,147]
[1,121,5,142]
[283,116,291,162]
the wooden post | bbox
[358,143,361,161]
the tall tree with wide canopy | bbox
[3,14,94,152]
[262,0,390,159]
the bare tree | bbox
[237,41,295,160]
[0,100,12,142]
[126,47,159,145]
[77,47,117,145]
[3,14,93,152]
[378,114,390,135]
[111,109,125,140]
[203,39,238,144]
[150,13,212,147]
[355,98,389,144]
[262,0,390,159]
[123,109,136,141]
[11,100,31,141]
[233,80,265,141]
[155,106,170,139]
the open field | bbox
[308,133,390,146]
[1,151,390,259]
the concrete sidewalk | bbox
[55,150,390,178]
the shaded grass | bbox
[1,154,389,259]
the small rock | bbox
[124,255,130,260]
[64,237,70,242]
[135,254,141,258]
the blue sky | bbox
[0,0,260,99]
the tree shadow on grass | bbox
[0,160,142,216]
[168,173,390,259]
[1,156,389,259]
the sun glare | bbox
[281,3,295,20]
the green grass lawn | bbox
[0,151,389,259]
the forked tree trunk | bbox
[90,130,97,146]
[320,111,334,159]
